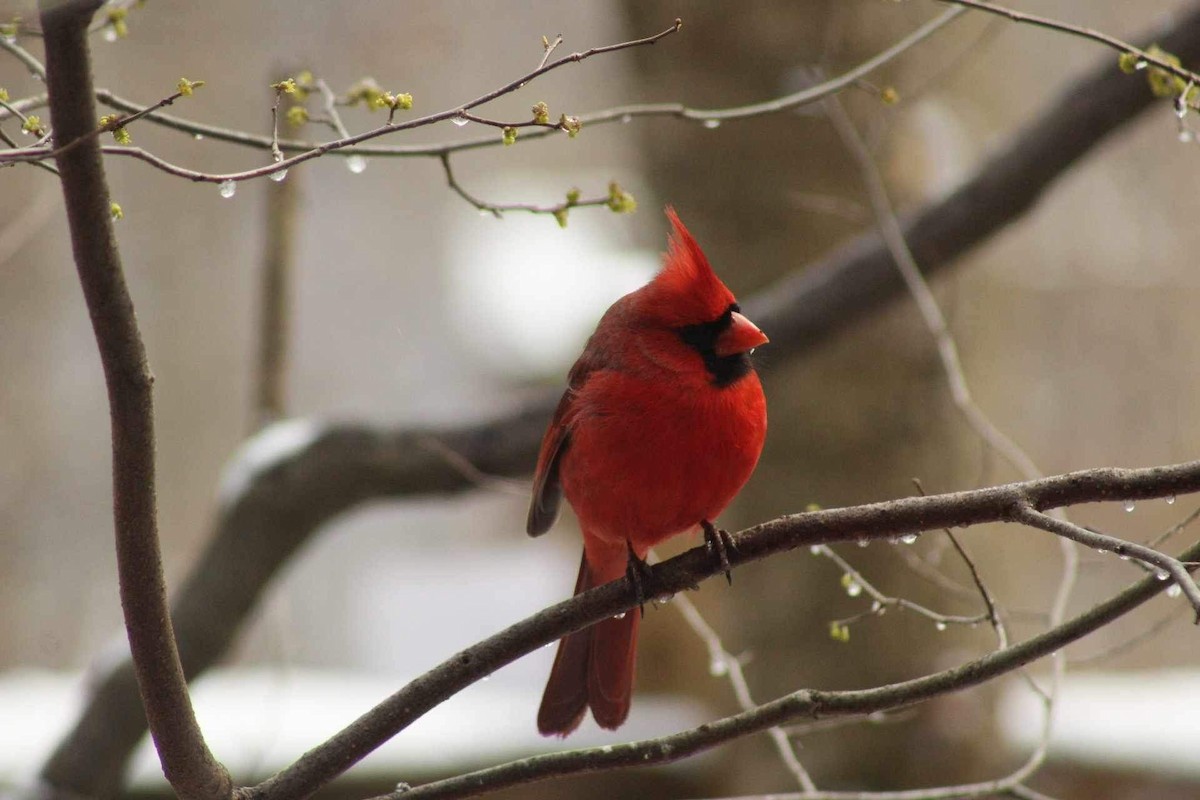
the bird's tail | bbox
[537,550,639,736]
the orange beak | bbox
[715,311,769,357]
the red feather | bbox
[529,208,768,735]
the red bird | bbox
[527,208,768,736]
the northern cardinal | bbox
[528,208,768,736]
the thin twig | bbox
[536,34,564,71]
[0,10,963,180]
[252,150,297,430]
[815,545,989,630]
[824,92,1079,798]
[1068,606,1183,666]
[1149,502,1200,548]
[0,34,48,80]
[1012,502,1200,621]
[665,576,818,792]
[939,0,1200,86]
[438,152,610,219]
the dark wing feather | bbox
[526,347,604,537]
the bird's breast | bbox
[559,369,766,553]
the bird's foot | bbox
[625,541,654,617]
[702,519,736,585]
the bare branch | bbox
[39,10,1200,792]
[1012,502,1200,620]
[381,532,1199,800]
[36,2,230,800]
[940,0,1200,86]
[2,11,962,177]
[222,460,1200,800]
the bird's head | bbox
[631,208,768,386]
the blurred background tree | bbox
[2,2,1200,799]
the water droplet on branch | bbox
[346,155,367,174]
[218,180,236,198]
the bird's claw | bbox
[625,541,654,617]
[702,520,736,585]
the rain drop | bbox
[702,119,721,129]
[620,114,633,124]
[218,180,236,199]
[809,545,822,556]
[844,578,863,598]
[709,657,729,677]
[870,601,883,613]
[614,611,627,620]
[935,621,947,632]
[1156,570,1170,581]
[103,28,118,43]
[269,168,288,183]
[1167,583,1182,598]
[346,155,367,174]
[1180,130,1194,144]
[1167,495,1177,505]
[193,133,205,141]
[1135,59,1148,70]
[856,537,870,548]
[452,115,469,127]
[900,533,919,545]
[1123,500,1136,512]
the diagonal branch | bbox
[232,460,1200,800]
[38,8,1200,796]
[36,2,230,800]
[379,534,1200,800]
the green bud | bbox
[1118,51,1140,74]
[565,187,580,206]
[1145,45,1186,98]
[110,202,123,220]
[829,621,850,643]
[559,113,582,138]
[880,87,899,105]
[553,208,569,228]
[112,126,131,145]
[21,114,42,136]
[346,77,384,108]
[383,92,413,111]
[532,101,550,124]
[107,8,128,38]
[0,88,8,102]
[286,106,309,127]
[272,78,298,95]
[502,126,518,146]
[177,77,204,96]
[606,181,636,214]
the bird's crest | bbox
[643,207,737,327]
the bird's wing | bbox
[526,349,604,537]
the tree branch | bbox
[38,6,1200,796]
[37,2,230,799]
[377,531,1200,800]
[225,460,1200,800]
